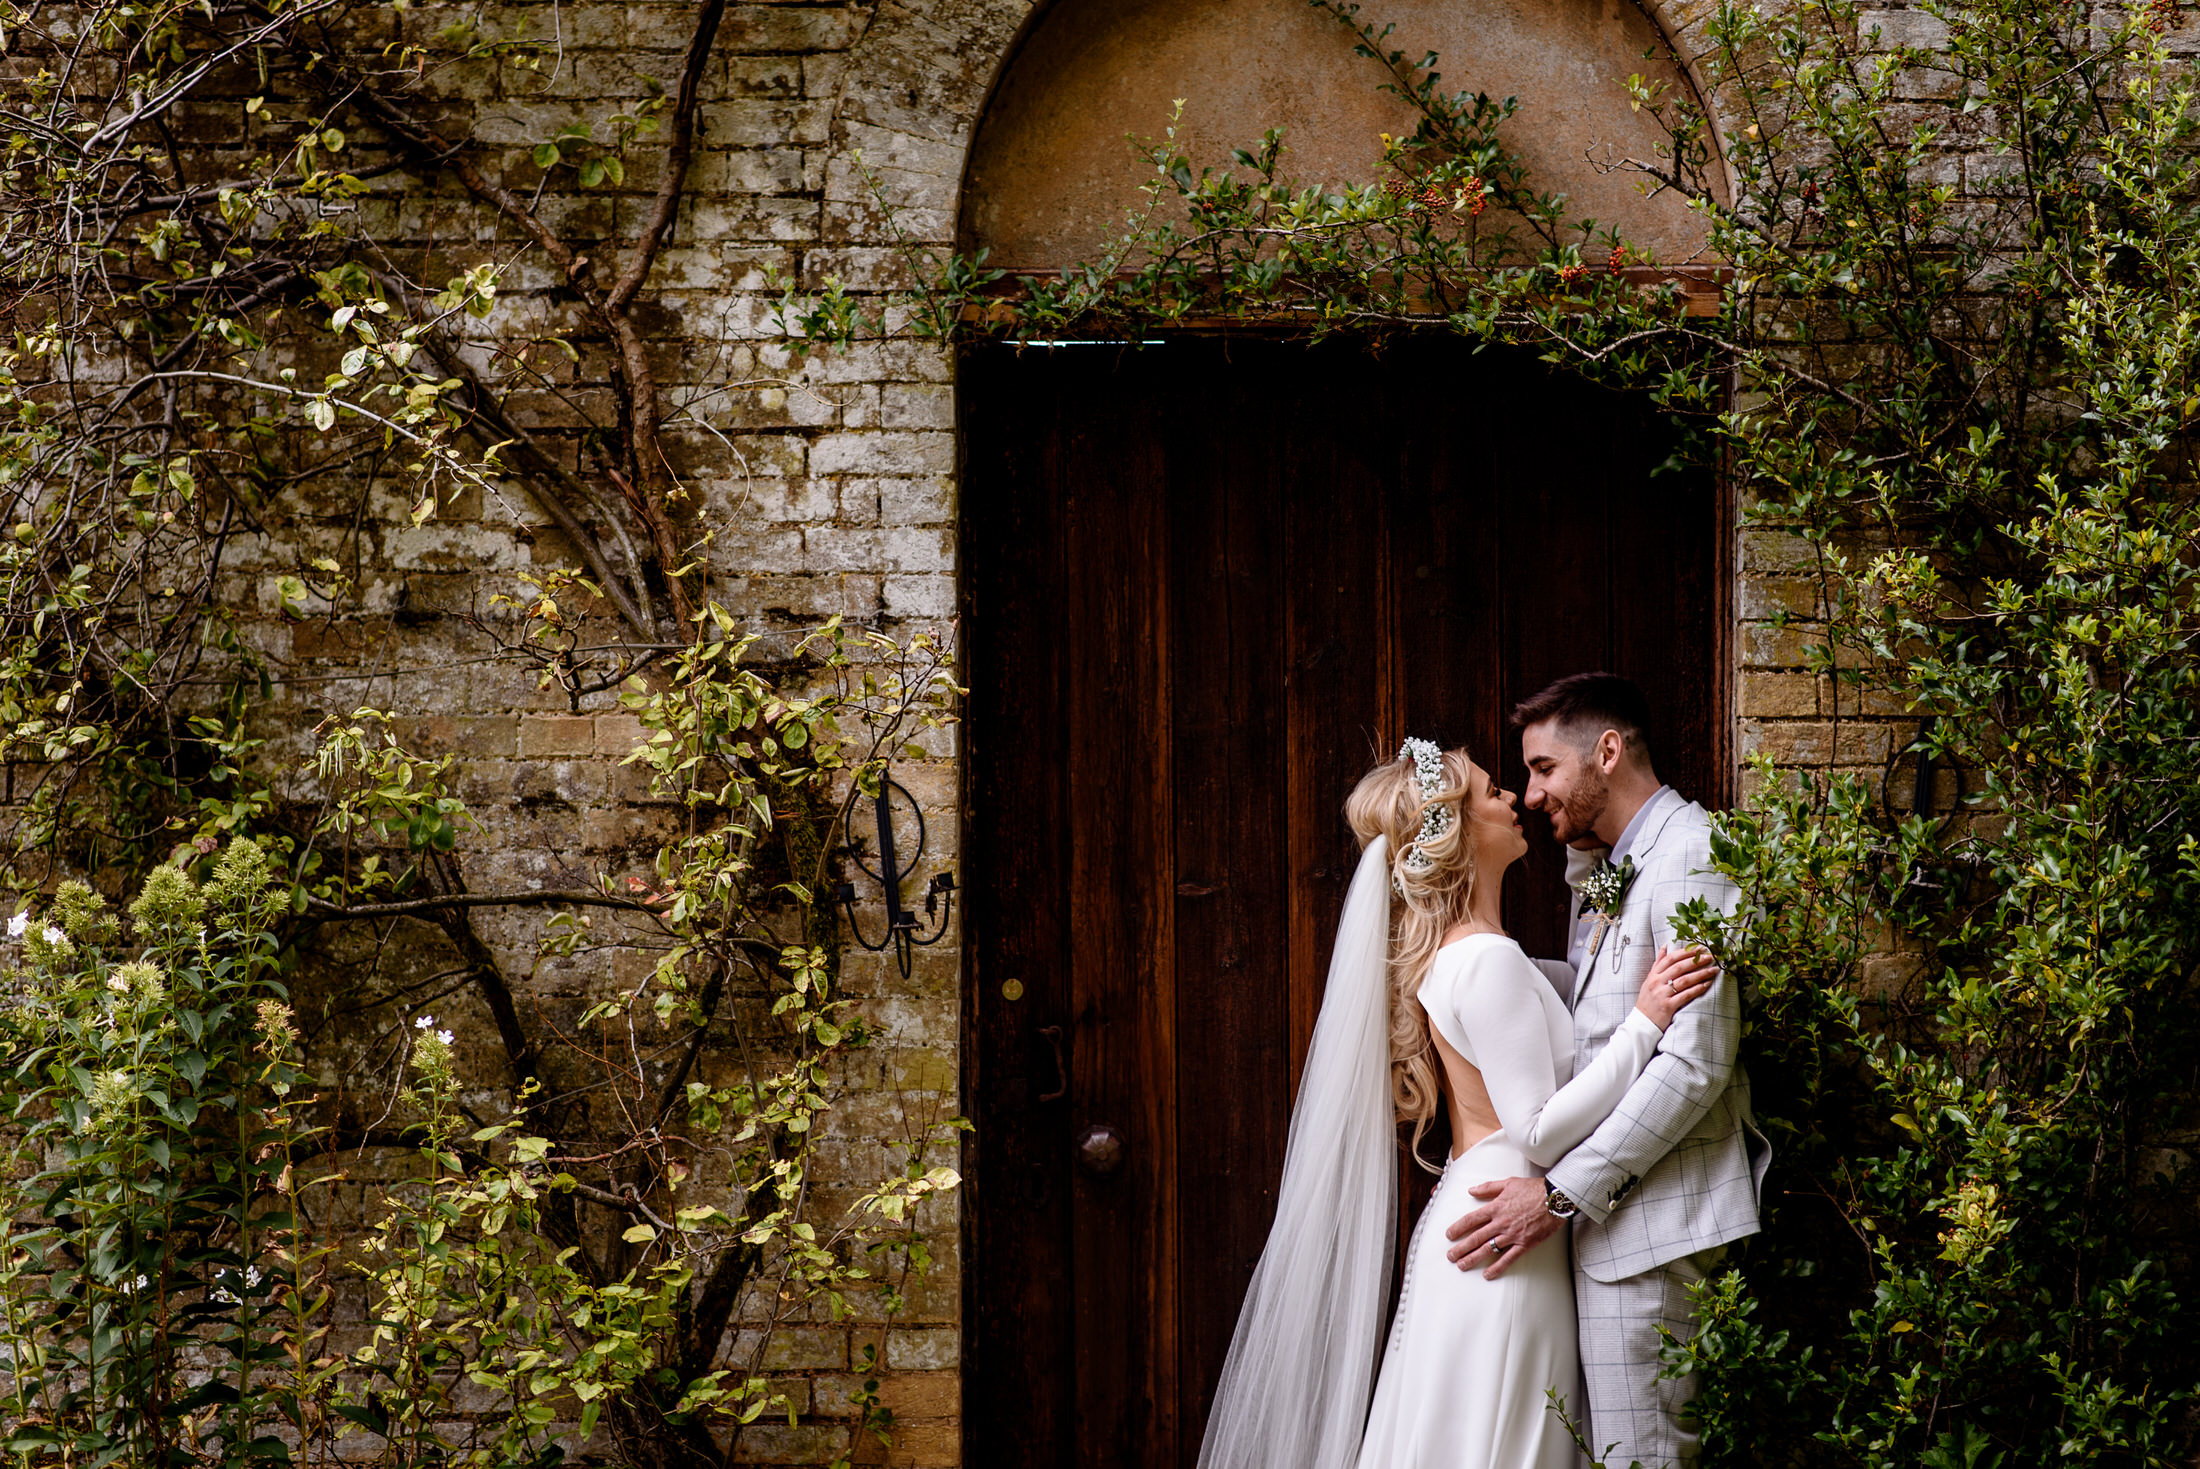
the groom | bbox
[1442,672,1768,1469]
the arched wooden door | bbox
[959,334,1724,1468]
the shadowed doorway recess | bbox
[960,335,1724,1468]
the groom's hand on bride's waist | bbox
[1443,1176,1561,1280]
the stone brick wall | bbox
[236,3,984,1460]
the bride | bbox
[1196,738,1716,1469]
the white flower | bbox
[1578,855,1637,916]
[6,913,25,939]
[212,1266,261,1305]
[414,1014,435,1030]
[435,1029,453,1047]
[1393,736,1457,888]
[105,973,130,994]
[41,926,63,945]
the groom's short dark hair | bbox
[1510,672,1653,763]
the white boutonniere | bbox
[1578,855,1637,965]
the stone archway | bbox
[821,0,1734,275]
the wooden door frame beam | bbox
[954,265,1732,328]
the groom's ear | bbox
[1594,728,1627,774]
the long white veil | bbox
[1196,834,1399,1469]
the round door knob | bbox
[1076,1123,1126,1176]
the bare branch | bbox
[295,24,720,632]
[305,890,662,920]
[406,320,664,641]
[606,0,728,313]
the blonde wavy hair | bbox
[1344,745,1479,1169]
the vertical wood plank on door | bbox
[960,348,1077,1467]
[1493,361,1613,962]
[1283,349,1395,1085]
[1392,343,1507,885]
[1167,361,1291,1456]
[1059,351,1179,1468]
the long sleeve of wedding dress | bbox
[1422,943,1662,1168]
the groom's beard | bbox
[1549,764,1609,845]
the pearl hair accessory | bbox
[1393,737,1455,894]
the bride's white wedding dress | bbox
[1193,837,1667,1469]
[1356,932,1666,1469]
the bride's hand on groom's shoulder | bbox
[1635,945,1717,1031]
[1443,1176,1560,1279]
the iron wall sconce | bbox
[1884,716,1971,904]
[836,775,956,978]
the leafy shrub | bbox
[0,618,961,1468]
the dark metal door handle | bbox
[1076,1123,1125,1176]
[1036,1025,1067,1103]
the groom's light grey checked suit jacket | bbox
[1541,788,1770,1283]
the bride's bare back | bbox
[1428,1023,1505,1157]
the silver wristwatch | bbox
[1544,1183,1580,1220]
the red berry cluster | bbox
[1385,174,1489,217]
[1557,263,1589,286]
[1383,176,1446,212]
[1607,246,1628,272]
